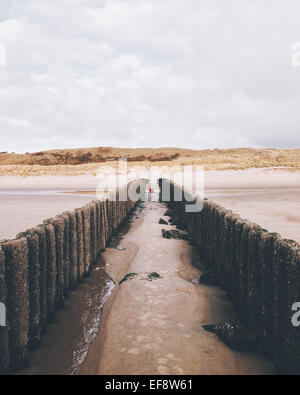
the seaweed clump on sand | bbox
[158,218,168,225]
[164,209,176,217]
[202,323,257,352]
[199,270,219,286]
[119,272,162,285]
[119,273,138,285]
[161,229,189,241]
[164,210,185,230]
[146,272,161,281]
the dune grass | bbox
[0,147,300,176]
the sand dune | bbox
[0,147,300,176]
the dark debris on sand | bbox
[203,322,257,352]
[159,218,169,225]
[199,270,219,286]
[161,229,189,241]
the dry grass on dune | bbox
[0,147,300,176]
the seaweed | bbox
[119,273,138,285]
[119,272,162,284]
[147,272,161,280]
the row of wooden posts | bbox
[159,178,300,374]
[0,179,148,373]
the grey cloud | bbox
[0,0,300,153]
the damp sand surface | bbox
[0,192,94,240]
[15,209,140,375]
[78,201,273,375]
[207,188,300,243]
[1,167,300,242]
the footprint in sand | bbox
[144,343,159,351]
[174,365,184,374]
[139,314,152,321]
[166,354,178,361]
[158,358,169,364]
[127,348,141,355]
[156,320,167,327]
[158,365,169,375]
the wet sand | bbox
[182,168,300,243]
[0,192,95,240]
[1,168,300,242]
[14,208,139,375]
[17,256,114,375]
[207,188,300,243]
[78,201,273,375]
[0,168,298,374]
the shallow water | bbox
[3,185,297,374]
[16,205,142,375]
[11,199,274,375]
[0,190,94,196]
[79,200,273,375]
[0,192,94,240]
[18,257,114,375]
[206,187,300,198]
[207,187,300,243]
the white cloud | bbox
[0,43,6,67]
[0,0,300,152]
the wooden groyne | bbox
[159,178,300,374]
[0,179,148,373]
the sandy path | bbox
[78,201,273,375]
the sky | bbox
[0,0,300,153]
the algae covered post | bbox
[43,223,56,323]
[16,231,41,350]
[0,247,9,373]
[0,179,148,373]
[2,238,29,371]
[159,178,300,374]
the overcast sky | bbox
[0,0,300,153]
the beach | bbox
[2,0,300,377]
[1,168,299,242]
[78,200,273,375]
[1,166,299,375]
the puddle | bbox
[17,257,114,375]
